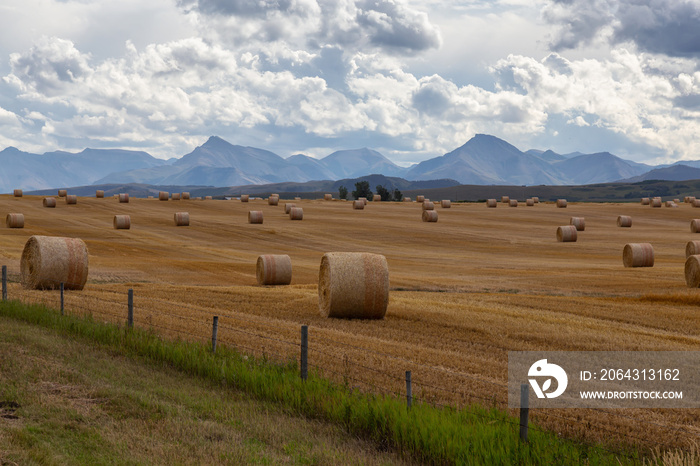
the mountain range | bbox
[2,134,699,193]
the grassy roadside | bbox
[0,310,414,465]
[0,299,639,465]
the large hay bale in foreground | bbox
[284,203,296,214]
[256,254,292,286]
[174,212,189,226]
[686,241,700,258]
[268,196,279,206]
[96,190,104,198]
[14,189,22,197]
[248,211,263,224]
[118,193,129,203]
[441,200,451,208]
[43,197,56,208]
[318,252,389,319]
[691,219,700,233]
[422,210,438,222]
[6,213,24,228]
[65,195,77,205]
[241,195,249,202]
[58,189,67,197]
[113,215,131,230]
[556,225,577,242]
[353,200,364,210]
[570,217,585,231]
[617,215,632,228]
[641,198,650,205]
[509,199,518,207]
[623,243,654,268]
[289,207,303,220]
[416,195,425,203]
[324,194,332,201]
[20,235,88,290]
[557,199,567,208]
[685,255,700,287]
[159,191,169,201]
[486,199,497,208]
[422,201,434,211]
[182,192,190,200]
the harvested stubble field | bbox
[1,194,699,455]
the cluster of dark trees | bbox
[337,181,402,201]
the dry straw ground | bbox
[1,194,699,453]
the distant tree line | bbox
[342,181,402,201]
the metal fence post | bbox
[520,383,529,442]
[127,289,134,329]
[406,370,412,408]
[2,266,6,301]
[300,325,308,381]
[212,316,219,353]
[60,282,64,316]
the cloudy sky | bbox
[0,0,699,165]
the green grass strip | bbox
[0,299,639,465]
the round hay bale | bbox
[685,241,700,258]
[248,211,263,224]
[58,189,67,197]
[640,197,650,205]
[501,196,510,204]
[404,197,411,202]
[294,197,301,201]
[509,199,518,207]
[174,212,190,226]
[96,190,104,198]
[353,200,364,210]
[526,198,534,206]
[416,195,425,203]
[422,201,434,211]
[533,197,539,204]
[651,198,662,207]
[441,200,451,208]
[617,215,632,228]
[271,193,279,198]
[324,194,332,201]
[256,254,292,286]
[422,210,438,222]
[486,199,497,208]
[241,194,249,202]
[13,189,22,197]
[43,197,56,208]
[685,255,700,287]
[556,199,567,208]
[359,197,367,205]
[674,198,680,203]
[694,199,700,207]
[205,196,213,200]
[113,215,131,230]
[65,195,77,205]
[372,194,381,202]
[318,252,389,319]
[556,225,577,242]
[268,196,279,206]
[159,191,169,201]
[118,193,129,203]
[665,200,674,207]
[691,219,700,233]
[689,196,696,204]
[289,207,303,220]
[6,213,24,228]
[182,192,190,200]
[570,217,585,231]
[623,243,654,268]
[20,236,88,290]
[284,203,296,214]
[172,193,181,201]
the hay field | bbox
[1,194,699,452]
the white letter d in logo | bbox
[528,359,568,399]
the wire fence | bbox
[1,267,697,461]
